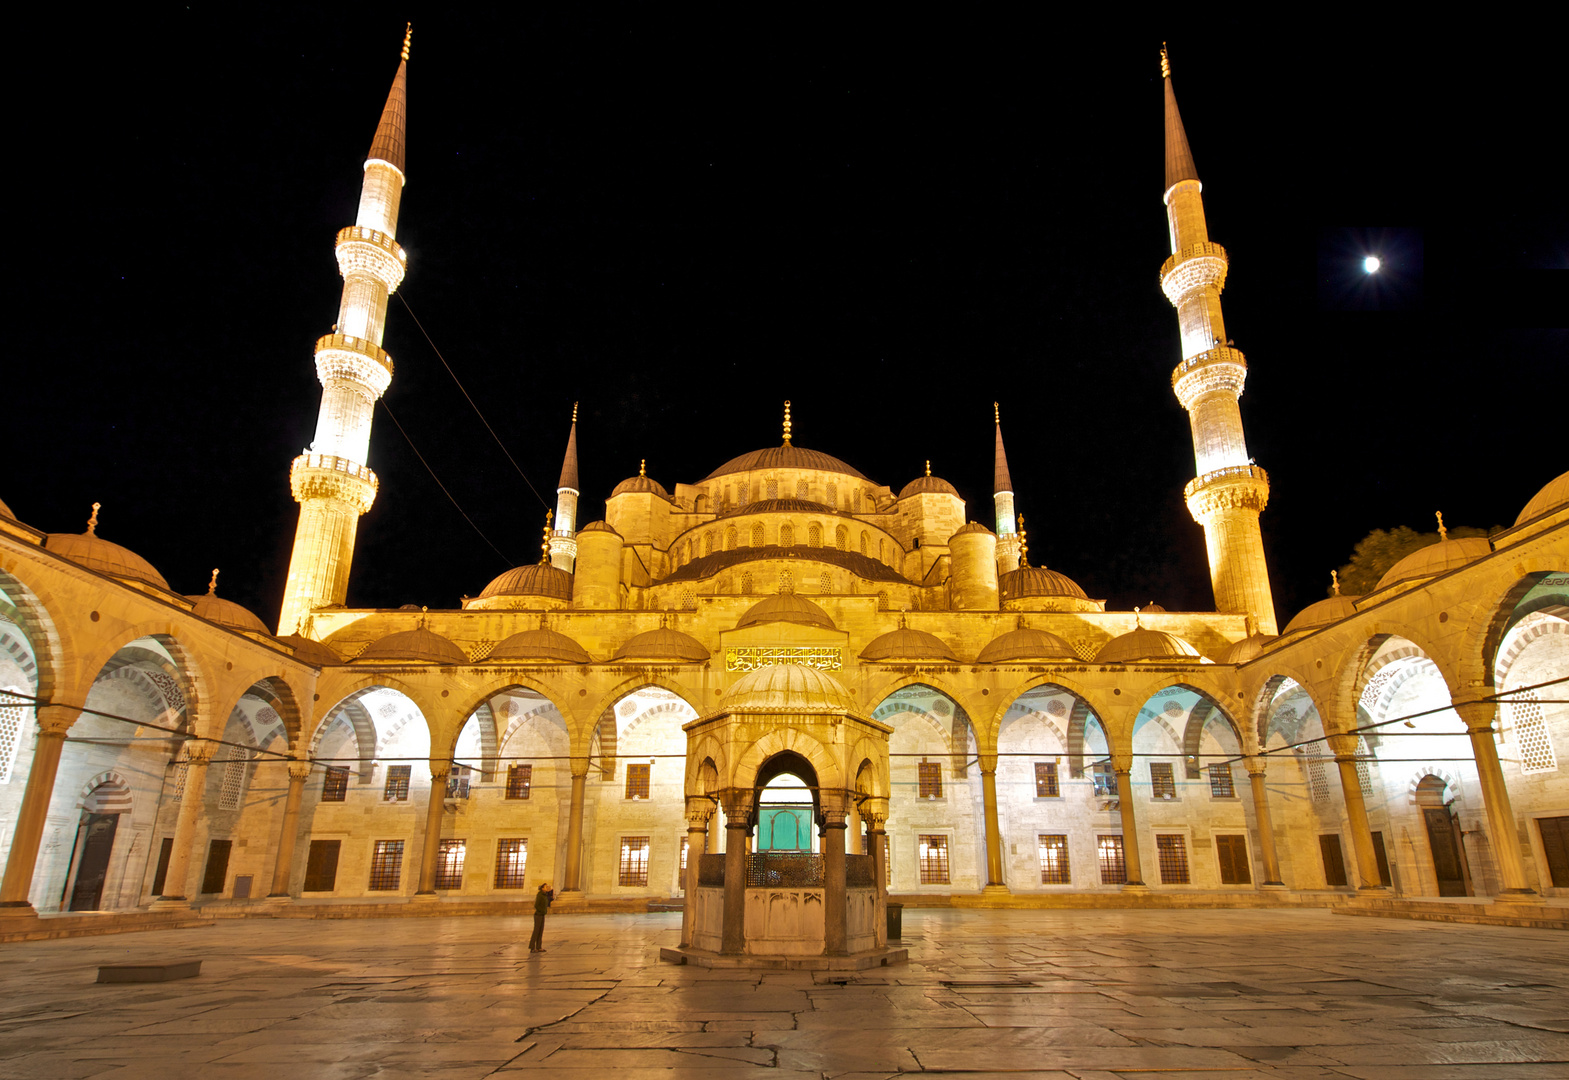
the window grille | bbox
[917,835,950,884]
[725,526,737,550]
[835,525,848,551]
[321,766,349,802]
[384,764,411,801]
[1155,834,1190,884]
[303,839,340,892]
[1355,737,1375,795]
[797,479,809,498]
[766,479,778,499]
[446,765,472,799]
[818,571,832,595]
[1038,834,1070,884]
[751,523,765,547]
[779,569,793,592]
[917,762,943,799]
[1301,751,1331,802]
[826,483,837,505]
[1511,692,1558,774]
[680,835,689,871]
[681,591,696,611]
[882,833,891,884]
[625,762,651,799]
[741,572,753,594]
[368,840,404,891]
[1035,762,1059,798]
[494,838,528,888]
[860,531,869,555]
[1097,835,1126,884]
[1215,834,1251,884]
[435,839,465,889]
[809,524,822,547]
[1091,762,1117,797]
[619,836,651,886]
[170,746,190,802]
[704,532,714,557]
[506,764,533,800]
[779,523,794,546]
[1208,762,1235,798]
[218,747,251,810]
[1150,762,1176,799]
[0,699,26,784]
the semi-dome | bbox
[1219,632,1279,664]
[1282,595,1360,635]
[46,510,170,591]
[702,443,867,482]
[1375,536,1491,592]
[860,624,957,662]
[489,626,592,664]
[722,663,861,714]
[1000,566,1088,601]
[612,625,709,662]
[976,626,1079,663]
[354,626,467,665]
[186,581,269,634]
[1516,470,1569,527]
[899,474,959,499]
[736,592,836,631]
[277,634,342,666]
[1095,627,1202,663]
[478,562,573,601]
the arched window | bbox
[879,538,889,563]
[853,489,861,511]
[725,526,737,551]
[741,572,753,595]
[796,479,809,499]
[752,523,765,547]
[779,569,793,592]
[835,525,848,551]
[704,532,714,557]
[819,571,832,594]
[766,479,779,500]
[826,483,838,506]
[809,523,822,547]
[779,523,794,547]
[860,531,869,555]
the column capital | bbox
[820,810,849,829]
[287,760,314,781]
[859,796,889,828]
[685,797,715,827]
[1244,756,1268,778]
[35,703,84,737]
[570,757,591,780]
[183,742,215,766]
[1452,700,1497,733]
[429,761,452,782]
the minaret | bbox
[992,403,1021,573]
[549,403,581,571]
[278,27,412,636]
[1159,45,1277,634]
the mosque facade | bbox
[1,42,1565,931]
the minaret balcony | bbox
[1159,241,1228,306]
[314,334,395,395]
[1184,464,1269,520]
[290,452,379,514]
[335,226,408,292]
[1171,346,1248,406]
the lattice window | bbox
[1355,737,1375,796]
[368,840,404,891]
[0,699,25,785]
[625,763,651,799]
[435,839,465,889]
[826,483,838,506]
[917,762,943,798]
[1038,834,1070,884]
[1511,692,1558,774]
[818,571,832,595]
[1155,834,1190,884]
[835,525,848,551]
[619,836,650,886]
[704,532,714,557]
[1097,835,1126,884]
[384,765,411,801]
[766,480,779,499]
[1298,750,1331,802]
[808,523,822,547]
[725,526,737,550]
[1208,762,1235,798]
[170,746,190,802]
[882,833,891,884]
[218,747,251,810]
[321,766,349,802]
[779,569,793,592]
[917,835,950,884]
[1092,761,1117,797]
[1035,762,1059,798]
[680,835,689,871]
[796,479,809,498]
[779,523,794,547]
[494,839,528,888]
[741,572,753,595]
[860,531,869,555]
[751,523,765,547]
[681,591,696,611]
[506,765,533,800]
[1150,762,1176,800]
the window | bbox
[1320,834,1348,887]
[808,524,822,547]
[725,526,737,551]
[1208,762,1235,798]
[751,523,765,547]
[1150,762,1176,800]
[826,483,837,506]
[680,835,689,872]
[303,839,340,892]
[1034,762,1060,798]
[321,766,349,802]
[818,571,831,595]
[505,764,533,800]
[384,765,411,801]
[151,837,174,895]
[1155,834,1190,884]
[741,571,753,594]
[796,479,809,498]
[200,839,232,894]
[446,765,472,799]
[882,833,891,885]
[218,748,250,810]
[835,525,848,550]
[1215,834,1251,885]
[1097,836,1126,884]
[494,839,528,889]
[1091,761,1117,797]
[368,840,404,891]
[625,763,651,799]
[619,836,650,886]
[917,762,943,799]
[860,531,869,555]
[1038,834,1070,884]
[1537,817,1569,887]
[917,835,950,884]
[766,479,778,499]
[435,839,465,890]
[779,523,794,547]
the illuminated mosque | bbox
[1,35,1564,952]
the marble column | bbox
[862,798,889,948]
[1114,765,1148,889]
[822,807,848,955]
[415,762,452,896]
[1327,733,1388,893]
[1246,757,1285,887]
[979,764,1007,890]
[720,795,750,955]
[152,742,215,908]
[1454,699,1538,900]
[267,760,314,898]
[680,798,712,948]
[0,703,81,911]
[561,762,589,893]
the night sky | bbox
[13,12,1563,634]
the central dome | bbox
[736,592,836,631]
[723,663,861,714]
[702,443,867,482]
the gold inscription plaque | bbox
[725,646,843,672]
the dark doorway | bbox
[68,813,120,911]
[1538,817,1569,888]
[1370,831,1393,887]
[150,837,174,896]
[1416,776,1469,896]
[201,839,232,895]
[303,839,341,892]
[1319,834,1348,887]
[1215,834,1251,885]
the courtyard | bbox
[2,908,1566,1079]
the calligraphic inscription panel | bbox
[725,647,842,672]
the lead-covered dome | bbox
[1095,627,1202,663]
[1376,536,1491,592]
[899,474,959,499]
[611,474,670,498]
[186,580,269,634]
[354,626,467,665]
[702,443,867,482]
[860,624,957,662]
[46,506,169,590]
[478,563,573,602]
[1001,566,1088,601]
[277,635,342,666]
[722,663,861,714]
[736,592,835,631]
[976,625,1079,663]
[1219,632,1279,664]
[612,625,709,662]
[489,626,592,664]
[1282,595,1360,635]
[1515,470,1569,527]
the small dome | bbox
[723,663,860,713]
[578,520,621,536]
[46,529,170,590]
[976,626,1079,663]
[1282,595,1361,635]
[1219,633,1279,664]
[611,475,670,498]
[899,474,959,499]
[1516,470,1569,527]
[860,625,958,662]
[277,635,342,666]
[355,626,467,665]
[1095,627,1201,663]
[736,592,836,631]
[489,626,592,664]
[186,589,269,634]
[1376,536,1492,591]
[479,563,573,601]
[949,521,995,541]
[1142,603,1167,613]
[1001,566,1088,601]
[612,625,709,662]
[702,444,868,482]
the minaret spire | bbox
[992,403,1021,573]
[1159,45,1277,634]
[278,33,413,636]
[549,403,581,571]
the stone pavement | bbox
[2,908,1566,1079]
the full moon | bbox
[1363,255,1381,274]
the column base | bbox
[1490,888,1542,904]
[1120,883,1151,894]
[1356,885,1393,896]
[149,897,192,911]
[263,893,294,906]
[1259,882,1289,892]
[554,890,585,902]
[980,884,1012,897]
[0,901,39,921]
[411,891,440,903]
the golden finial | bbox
[782,401,793,445]
[1160,42,1170,79]
[1244,612,1257,636]
[994,401,1000,425]
[925,460,932,477]
[540,510,554,564]
[419,605,428,629]
[1331,570,1341,596]
[571,401,579,424]
[1436,511,1448,542]
[1134,606,1143,628]
[207,568,220,595]
[1017,513,1030,568]
[401,22,412,62]
[898,612,908,630]
[639,459,646,478]
[86,502,101,535]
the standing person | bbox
[529,881,554,953]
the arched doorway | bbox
[1415,775,1470,897]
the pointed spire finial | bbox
[1331,570,1341,596]
[207,568,220,595]
[782,401,792,445]
[401,22,412,62]
[994,401,1000,425]
[639,459,646,478]
[571,401,579,424]
[898,612,908,630]
[1436,511,1448,542]
[925,460,931,477]
[419,605,428,629]
[540,510,554,564]
[1160,42,1170,79]
[1017,513,1030,568]
[86,502,101,536]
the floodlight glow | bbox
[1363,256,1381,274]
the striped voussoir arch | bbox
[79,771,134,815]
